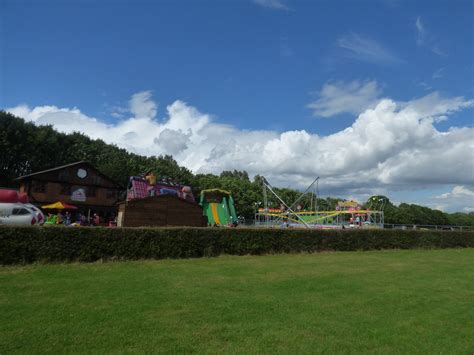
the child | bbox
[93,213,100,226]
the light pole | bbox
[254,201,261,225]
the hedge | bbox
[0,226,473,264]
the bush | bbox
[0,226,473,264]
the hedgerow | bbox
[0,226,473,264]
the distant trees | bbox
[1,110,473,225]
[447,212,474,226]
[364,196,457,226]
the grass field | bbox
[1,249,473,353]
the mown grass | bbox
[1,249,473,353]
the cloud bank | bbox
[434,186,474,213]
[7,90,474,210]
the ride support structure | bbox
[255,177,384,229]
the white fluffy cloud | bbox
[7,90,474,211]
[433,186,474,212]
[129,91,157,119]
[308,80,382,117]
[154,128,191,155]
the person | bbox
[93,213,100,226]
[56,212,63,225]
[45,213,54,225]
[80,214,87,226]
[64,211,71,226]
[108,214,117,227]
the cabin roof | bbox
[15,161,124,188]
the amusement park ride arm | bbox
[286,176,319,213]
[262,177,312,229]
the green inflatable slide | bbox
[199,189,238,226]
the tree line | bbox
[1,111,473,226]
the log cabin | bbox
[15,161,124,216]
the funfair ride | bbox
[254,177,383,229]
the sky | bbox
[1,0,473,212]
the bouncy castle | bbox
[127,173,196,203]
[199,189,238,226]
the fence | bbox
[383,224,474,232]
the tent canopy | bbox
[41,201,77,210]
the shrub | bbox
[0,226,473,264]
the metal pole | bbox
[269,176,320,226]
[262,182,269,227]
[287,177,319,212]
[263,180,311,228]
[316,179,319,212]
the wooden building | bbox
[16,161,124,215]
[117,195,206,227]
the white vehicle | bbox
[0,203,39,226]
[24,203,45,225]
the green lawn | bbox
[1,249,473,353]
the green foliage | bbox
[447,212,474,227]
[364,195,458,226]
[1,226,473,265]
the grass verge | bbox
[1,249,473,353]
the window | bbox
[12,208,30,216]
[77,168,88,179]
[86,187,96,197]
[106,189,117,199]
[58,170,70,181]
[60,184,71,195]
[32,181,46,193]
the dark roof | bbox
[15,161,87,180]
[15,161,124,188]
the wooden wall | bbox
[22,181,119,207]
[118,195,206,227]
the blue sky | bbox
[2,0,474,211]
